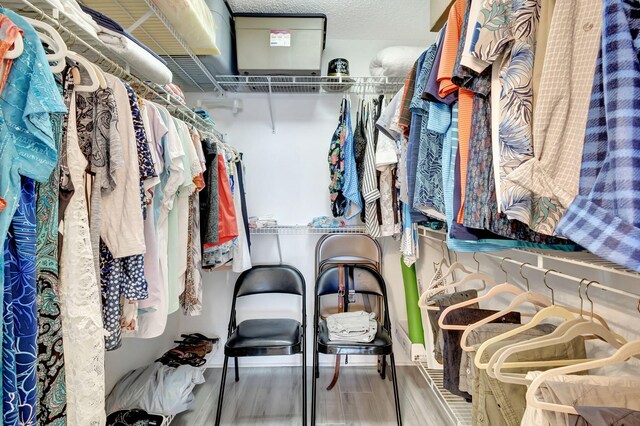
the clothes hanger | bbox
[437,257,523,331]
[437,258,528,331]
[419,253,496,311]
[425,253,478,294]
[0,17,23,60]
[426,240,451,289]
[478,272,586,373]
[23,17,67,64]
[90,63,107,89]
[66,51,99,92]
[490,280,627,385]
[488,278,618,380]
[526,339,640,415]
[458,263,552,351]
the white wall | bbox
[179,93,417,367]
[104,37,438,390]
[104,312,181,393]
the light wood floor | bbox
[173,365,449,426]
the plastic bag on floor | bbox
[106,362,205,416]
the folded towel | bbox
[98,26,173,83]
[327,311,377,343]
[79,3,168,66]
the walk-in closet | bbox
[0,0,639,425]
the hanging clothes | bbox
[132,104,184,339]
[361,103,381,238]
[0,9,66,424]
[328,98,348,217]
[465,0,544,224]
[100,84,150,350]
[556,0,640,272]
[35,91,67,426]
[201,139,219,248]
[231,158,251,273]
[504,0,603,234]
[3,178,38,425]
[58,83,106,426]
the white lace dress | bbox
[58,91,107,425]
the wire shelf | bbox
[417,226,640,281]
[4,0,226,140]
[79,0,224,94]
[416,363,472,426]
[250,226,367,235]
[216,75,405,95]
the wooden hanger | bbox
[526,340,640,415]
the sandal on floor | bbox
[180,333,219,343]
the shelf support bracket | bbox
[267,78,276,134]
[127,9,154,33]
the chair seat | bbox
[317,319,393,356]
[225,318,302,357]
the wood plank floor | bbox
[173,366,450,426]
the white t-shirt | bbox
[101,74,146,258]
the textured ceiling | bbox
[226,0,430,42]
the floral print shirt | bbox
[466,0,541,225]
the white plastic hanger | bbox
[526,340,640,415]
[67,51,99,92]
[437,257,523,330]
[419,271,496,311]
[437,283,525,330]
[24,17,67,65]
[90,63,107,89]
[490,281,627,385]
[427,260,477,292]
[459,290,552,351]
[475,269,578,370]
[3,31,23,59]
[483,277,613,376]
[424,241,451,289]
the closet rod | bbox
[420,232,640,300]
[11,0,226,141]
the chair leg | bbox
[215,355,230,426]
[314,351,320,378]
[302,345,307,426]
[311,344,318,426]
[234,357,240,382]
[380,355,387,380]
[389,353,402,426]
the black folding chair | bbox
[215,265,307,425]
[311,265,402,425]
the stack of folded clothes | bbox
[43,0,101,39]
[78,3,173,83]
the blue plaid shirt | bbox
[556,0,640,272]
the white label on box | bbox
[270,30,291,47]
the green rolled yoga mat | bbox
[401,257,425,344]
